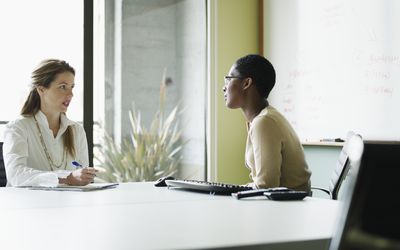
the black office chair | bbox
[311,131,361,200]
[0,142,7,187]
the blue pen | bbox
[72,161,83,168]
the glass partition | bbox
[93,0,207,181]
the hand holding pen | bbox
[65,161,98,186]
[72,161,83,168]
[72,161,105,173]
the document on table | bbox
[22,183,119,192]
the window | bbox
[94,0,207,180]
[0,0,83,140]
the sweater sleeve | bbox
[249,116,283,189]
[3,121,58,187]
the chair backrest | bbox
[328,131,360,200]
[0,142,6,187]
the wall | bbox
[304,145,342,198]
[209,0,341,191]
[208,0,260,184]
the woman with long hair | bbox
[3,59,96,186]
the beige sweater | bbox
[245,106,311,192]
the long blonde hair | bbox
[21,59,76,158]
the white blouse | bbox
[3,111,89,187]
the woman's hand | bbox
[60,167,98,186]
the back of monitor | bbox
[329,141,400,250]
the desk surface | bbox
[0,182,341,250]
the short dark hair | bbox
[234,54,276,98]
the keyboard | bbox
[165,179,253,195]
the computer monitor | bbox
[329,141,400,250]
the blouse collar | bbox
[35,111,75,137]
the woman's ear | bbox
[242,77,253,90]
[36,86,45,95]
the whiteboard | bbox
[263,0,400,141]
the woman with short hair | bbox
[222,54,311,192]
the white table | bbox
[0,182,342,250]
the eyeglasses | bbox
[224,76,243,84]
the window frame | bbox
[84,0,94,166]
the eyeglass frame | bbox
[224,75,245,85]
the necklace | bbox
[33,115,67,171]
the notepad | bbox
[25,183,119,192]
